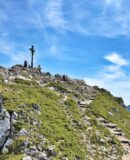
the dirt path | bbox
[97,117,130,160]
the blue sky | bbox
[0,0,130,104]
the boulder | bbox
[62,157,68,160]
[18,128,28,136]
[32,103,40,111]
[47,145,56,156]
[23,156,32,160]
[0,110,10,150]
[78,100,93,107]
[108,112,113,116]
[36,152,47,160]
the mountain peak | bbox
[0,64,130,160]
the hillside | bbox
[0,65,130,160]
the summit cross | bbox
[30,45,35,68]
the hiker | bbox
[23,60,28,68]
[38,65,41,73]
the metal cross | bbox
[30,45,35,68]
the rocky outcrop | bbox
[97,117,130,159]
[0,97,16,153]
[0,97,11,151]
[0,110,10,150]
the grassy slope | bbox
[0,80,129,159]
[0,80,86,160]
[91,89,130,139]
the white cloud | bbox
[102,65,125,80]
[44,0,67,29]
[1,0,130,37]
[105,0,122,9]
[85,76,130,105]
[67,0,130,37]
[20,0,130,37]
[0,39,30,66]
[48,38,60,56]
[104,52,128,66]
[84,53,130,105]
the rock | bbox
[49,87,55,91]
[25,145,38,156]
[47,145,56,156]
[3,80,9,83]
[37,145,42,152]
[108,112,113,116]
[30,145,37,151]
[16,75,31,81]
[2,147,9,154]
[62,157,68,160]
[100,139,105,144]
[30,118,38,126]
[87,127,92,131]
[83,116,91,121]
[32,103,40,111]
[23,156,32,160]
[105,123,117,128]
[113,132,122,136]
[78,100,93,107]
[2,138,13,153]
[0,110,10,149]
[0,96,3,108]
[37,152,47,160]
[0,66,8,80]
[97,117,109,124]
[13,112,18,120]
[23,139,30,148]
[18,128,28,136]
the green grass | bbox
[0,80,128,159]
[91,89,130,138]
[0,82,86,159]
[0,155,23,160]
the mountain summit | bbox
[0,65,130,160]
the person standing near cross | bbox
[30,45,35,68]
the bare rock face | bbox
[0,96,12,151]
[0,109,10,150]
[0,66,9,80]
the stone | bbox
[32,103,40,111]
[18,128,28,136]
[2,147,9,154]
[3,80,9,83]
[0,97,3,108]
[49,87,55,91]
[30,118,38,125]
[0,110,10,149]
[108,112,113,116]
[47,145,56,156]
[105,123,117,128]
[83,116,91,121]
[2,138,13,153]
[100,139,105,143]
[78,100,93,107]
[38,152,47,160]
[23,156,32,160]
[23,140,30,148]
[62,157,68,160]
[16,75,30,81]
[13,112,18,120]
